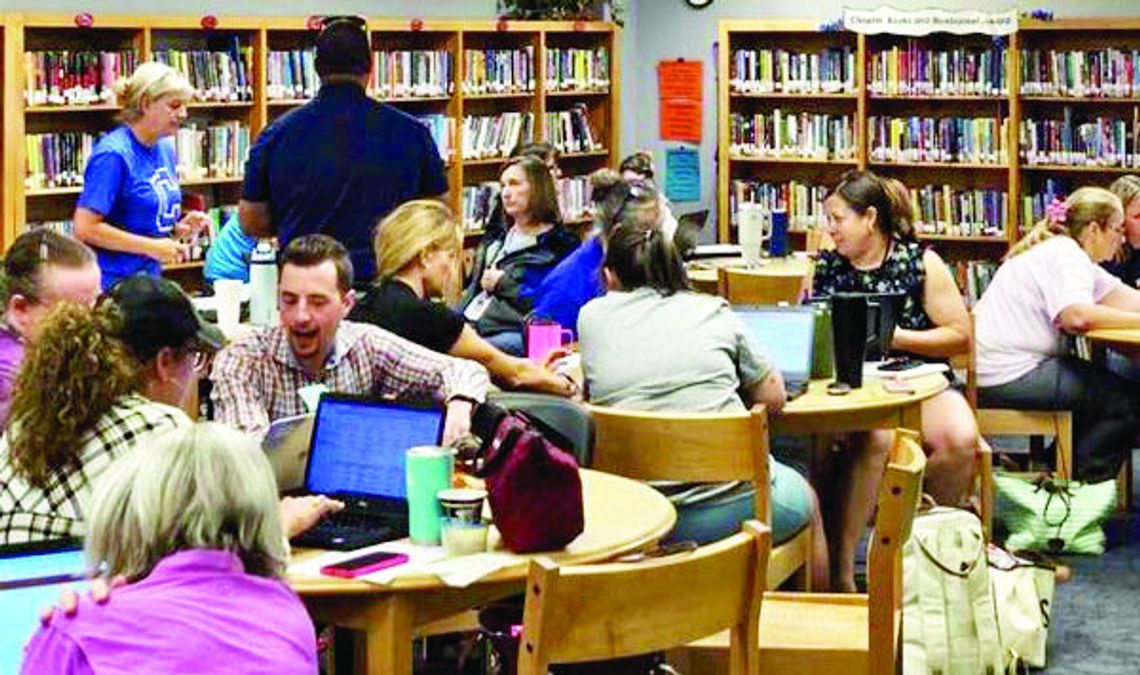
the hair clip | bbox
[1045,198,1068,226]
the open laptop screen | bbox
[1,541,87,672]
[305,397,444,500]
[735,307,816,382]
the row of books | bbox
[266,49,318,100]
[153,46,254,101]
[461,181,501,230]
[371,50,454,99]
[172,122,250,180]
[867,43,1008,97]
[463,47,535,95]
[728,111,856,160]
[23,50,140,107]
[544,106,601,155]
[557,175,593,223]
[1020,49,1140,98]
[868,115,1008,165]
[905,185,1007,237]
[728,48,856,94]
[729,179,829,231]
[949,260,1000,306]
[1020,178,1069,232]
[417,114,455,162]
[546,47,610,92]
[461,112,535,160]
[25,132,96,190]
[1019,109,1140,167]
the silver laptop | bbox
[735,306,817,399]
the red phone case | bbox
[320,553,409,578]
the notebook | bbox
[290,395,445,551]
[735,306,817,400]
[0,539,87,672]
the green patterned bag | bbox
[994,473,1117,555]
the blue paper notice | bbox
[665,147,700,203]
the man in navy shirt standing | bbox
[239,17,449,285]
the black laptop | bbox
[734,306,817,400]
[290,395,445,551]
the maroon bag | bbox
[475,412,584,553]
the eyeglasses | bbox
[182,344,214,374]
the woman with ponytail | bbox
[976,187,1140,481]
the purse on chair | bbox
[470,404,585,553]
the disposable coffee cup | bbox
[406,446,455,545]
[437,488,487,524]
[214,279,243,333]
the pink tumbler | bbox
[526,320,573,363]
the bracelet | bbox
[561,374,581,397]
[447,394,481,407]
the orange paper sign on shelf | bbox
[658,60,703,143]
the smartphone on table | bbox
[320,551,409,578]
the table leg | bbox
[361,596,415,674]
[899,402,923,439]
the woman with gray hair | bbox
[22,422,317,674]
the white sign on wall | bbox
[843,6,1018,36]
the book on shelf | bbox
[729,47,855,94]
[545,47,610,92]
[1019,106,1140,167]
[1020,178,1069,235]
[729,179,829,231]
[868,41,1007,97]
[869,115,1007,164]
[462,47,535,95]
[950,260,999,306]
[543,105,601,155]
[416,114,455,162]
[23,50,140,107]
[557,175,593,223]
[906,185,1007,237]
[25,131,98,190]
[729,110,855,160]
[267,48,318,101]
[461,112,535,160]
[461,181,501,231]
[371,50,453,99]
[26,220,75,237]
[1020,48,1140,98]
[173,122,250,180]
[153,38,253,102]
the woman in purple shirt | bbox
[22,423,318,674]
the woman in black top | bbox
[349,200,574,397]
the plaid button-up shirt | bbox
[0,395,189,545]
[210,321,490,439]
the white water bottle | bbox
[248,241,278,326]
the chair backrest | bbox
[965,311,979,408]
[717,267,805,306]
[517,520,771,675]
[588,406,771,523]
[866,429,926,675]
[488,392,595,466]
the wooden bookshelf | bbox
[0,14,620,258]
[718,17,1140,266]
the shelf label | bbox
[843,7,1017,36]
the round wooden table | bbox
[290,469,676,674]
[686,255,814,295]
[1085,327,1140,351]
[770,372,948,436]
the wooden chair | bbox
[717,267,805,306]
[517,520,771,675]
[684,429,927,675]
[588,406,813,591]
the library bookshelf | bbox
[0,13,620,280]
[718,17,1140,284]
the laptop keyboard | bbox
[291,512,406,551]
[787,380,808,401]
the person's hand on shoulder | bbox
[40,575,128,625]
[280,495,345,539]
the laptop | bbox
[1,539,88,672]
[290,395,445,551]
[735,306,817,400]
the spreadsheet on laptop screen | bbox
[305,401,443,499]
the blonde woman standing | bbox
[976,187,1140,481]
[73,62,212,290]
[350,200,574,396]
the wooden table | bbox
[769,373,948,436]
[290,469,676,674]
[1084,327,1140,355]
[686,256,814,295]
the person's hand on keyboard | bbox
[280,495,345,538]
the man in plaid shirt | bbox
[211,235,489,444]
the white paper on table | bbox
[862,361,950,380]
[412,553,518,588]
[287,541,447,580]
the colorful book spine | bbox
[416,114,456,162]
[543,105,601,155]
[266,49,318,101]
[729,179,830,231]
[173,122,250,179]
[461,112,535,160]
[371,50,454,98]
[461,181,501,230]
[906,185,1007,237]
[729,110,855,160]
[557,175,594,222]
[868,42,1008,96]
[869,115,1007,164]
[23,50,139,107]
[1020,178,1069,234]
[1020,48,1140,98]
[462,47,535,95]
[152,44,254,102]
[24,132,98,189]
[1019,107,1140,167]
[729,47,856,94]
[26,220,76,237]
[545,47,610,92]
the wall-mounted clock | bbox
[686,0,714,8]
